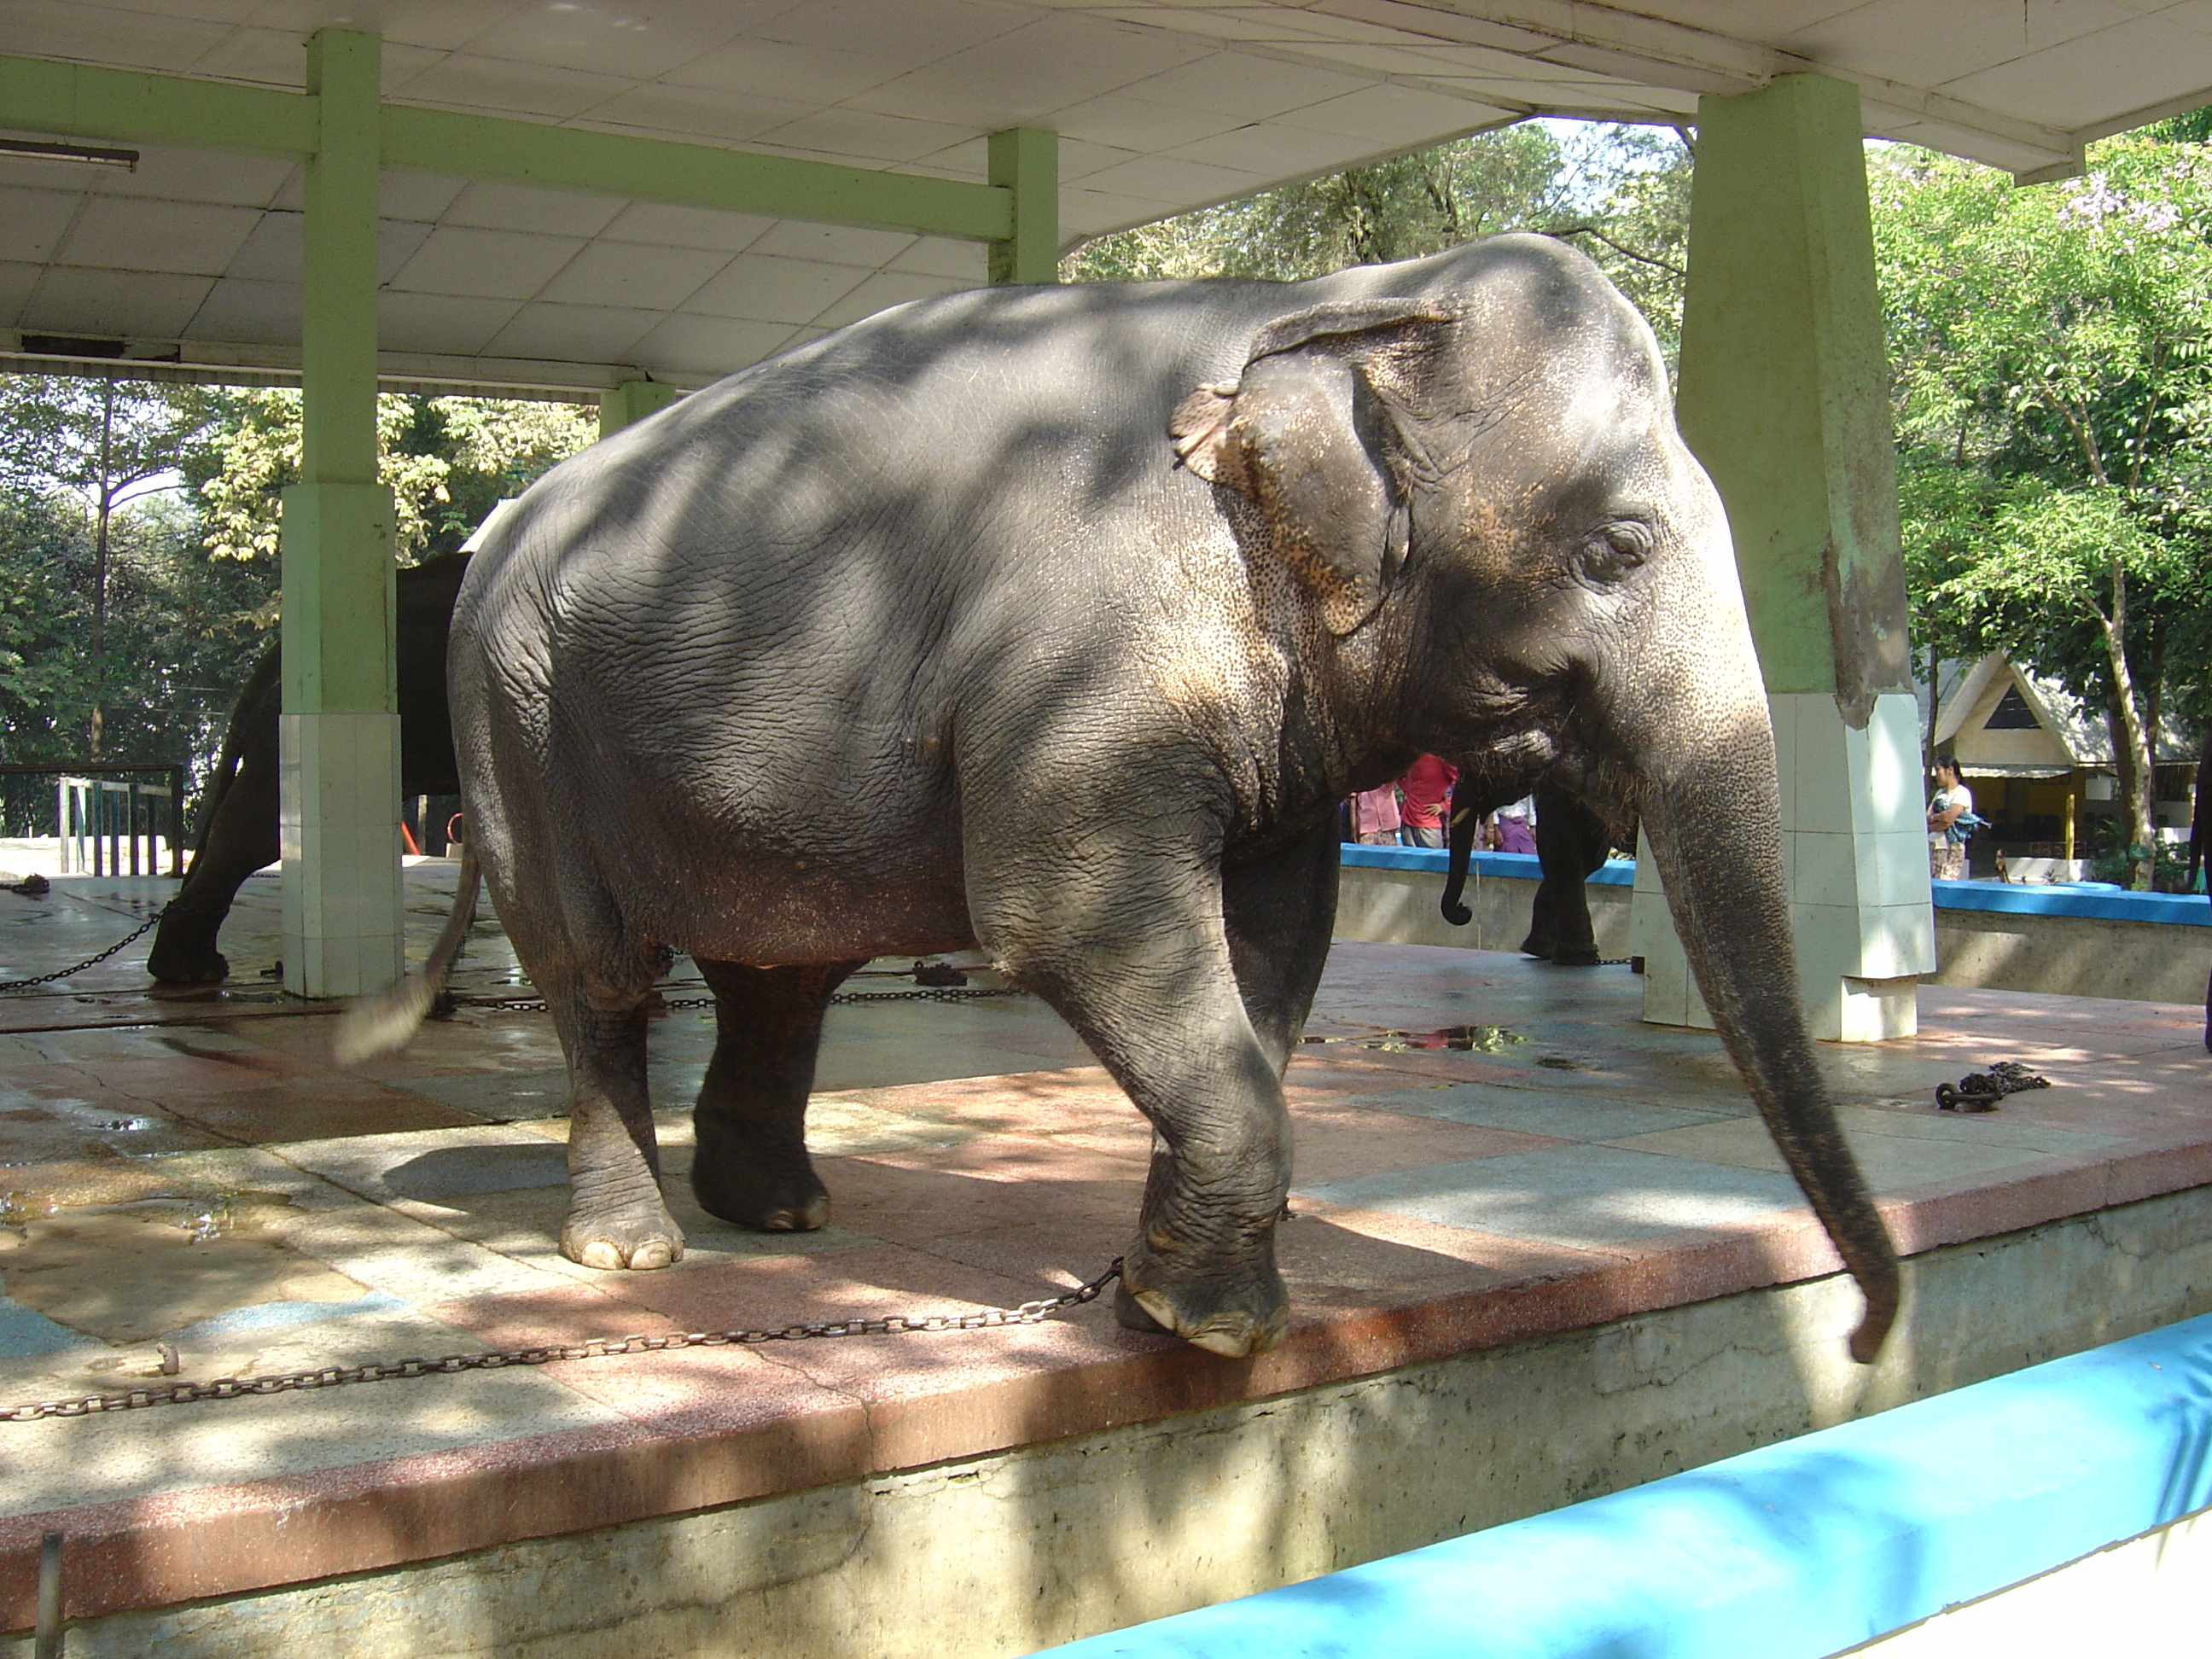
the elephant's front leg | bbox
[554,992,684,1270]
[977,839,1297,1359]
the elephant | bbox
[339,235,1899,1363]
[1439,771,1628,965]
[146,553,469,984]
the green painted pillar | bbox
[279,27,402,998]
[987,127,1058,285]
[1631,73,1933,1042]
[597,379,680,437]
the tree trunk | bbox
[90,376,115,759]
[2098,564,2157,888]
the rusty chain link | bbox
[3,1258,1122,1423]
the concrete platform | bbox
[1,866,2209,1656]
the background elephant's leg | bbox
[980,847,1293,1357]
[552,988,682,1270]
[689,958,864,1232]
[146,740,280,983]
[1523,784,1604,966]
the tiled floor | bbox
[1,864,2209,1627]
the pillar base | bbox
[281,711,403,998]
[1632,692,1935,1043]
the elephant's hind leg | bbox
[690,958,865,1232]
[554,990,684,1270]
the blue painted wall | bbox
[1033,1312,2212,1659]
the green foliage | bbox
[0,372,597,831]
[1063,121,1692,360]
[1876,133,2212,881]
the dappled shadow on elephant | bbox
[145,552,470,984]
[338,236,1897,1370]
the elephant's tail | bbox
[332,846,480,1065]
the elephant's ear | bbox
[1172,300,1452,636]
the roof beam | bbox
[0,53,1015,244]
[0,52,314,156]
[379,106,1012,243]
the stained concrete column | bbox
[279,28,400,998]
[1630,73,1934,1043]
[597,379,679,438]
[987,128,1058,284]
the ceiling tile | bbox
[750,106,975,164]
[57,197,259,276]
[752,0,1036,62]
[84,146,294,208]
[684,252,871,323]
[1941,13,2212,124]
[599,201,776,253]
[1057,138,1147,182]
[20,267,214,337]
[575,84,818,144]
[661,36,899,103]
[452,6,750,81]
[1784,0,2139,90]
[0,0,229,71]
[443,183,626,238]
[0,260,43,328]
[484,302,661,362]
[1117,49,1376,120]
[1059,185,1183,237]
[181,24,310,84]
[1076,150,1274,204]
[746,220,921,267]
[246,0,527,55]
[846,15,1212,125]
[883,236,987,280]
[807,267,973,329]
[386,225,588,300]
[376,289,524,357]
[381,53,637,119]
[0,188,82,263]
[1288,83,1508,142]
[537,241,731,310]
[378,173,470,222]
[1172,120,1382,176]
[627,312,800,376]
[183,275,299,345]
[1049,93,1251,151]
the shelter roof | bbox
[4,3,2212,395]
[1934,652,2197,771]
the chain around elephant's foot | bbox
[561,1164,686,1270]
[1116,1223,1289,1358]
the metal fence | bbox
[0,763,186,877]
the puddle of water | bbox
[1301,1025,1528,1054]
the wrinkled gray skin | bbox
[447,235,1898,1360]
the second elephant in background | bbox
[1441,772,1632,966]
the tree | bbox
[0,376,219,754]
[1876,135,2212,883]
[1063,121,1693,361]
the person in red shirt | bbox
[1397,754,1458,848]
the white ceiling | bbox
[3,1,2209,396]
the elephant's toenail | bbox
[578,1240,623,1270]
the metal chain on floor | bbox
[0,905,168,993]
[1936,1060,2051,1112]
[0,1258,1123,1423]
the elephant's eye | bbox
[1582,521,1652,579]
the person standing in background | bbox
[1397,755,1458,847]
[1350,783,1401,845]
[1927,755,1973,881]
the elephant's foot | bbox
[690,1121,830,1232]
[561,1171,685,1270]
[146,944,230,985]
[1550,943,1601,967]
[1518,931,1553,960]
[1116,1231,1288,1358]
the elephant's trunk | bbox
[1441,795,1478,925]
[1635,714,1899,1362]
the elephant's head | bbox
[1175,236,1899,1361]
